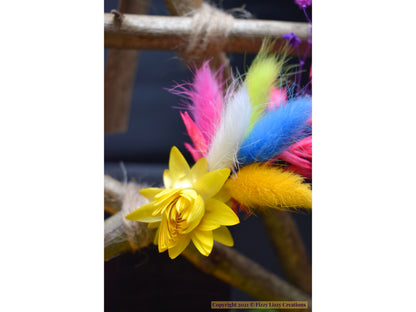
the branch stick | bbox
[104,174,124,211]
[104,0,151,135]
[104,211,154,261]
[104,176,155,260]
[104,14,311,56]
[182,243,311,309]
[260,210,312,295]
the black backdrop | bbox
[104,1,312,311]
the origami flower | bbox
[126,146,240,259]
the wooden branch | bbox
[105,211,155,261]
[104,0,151,135]
[104,175,156,260]
[260,210,312,295]
[104,14,311,56]
[182,243,311,310]
[104,175,311,306]
[104,174,124,213]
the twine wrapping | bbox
[182,3,234,73]
[120,182,153,252]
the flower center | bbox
[156,188,205,247]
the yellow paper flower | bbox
[126,146,240,259]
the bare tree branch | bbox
[260,210,312,295]
[104,14,311,56]
[104,0,151,134]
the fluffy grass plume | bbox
[245,41,289,134]
[206,83,251,171]
[170,61,223,147]
[278,135,312,179]
[180,111,208,161]
[238,96,312,164]
[225,163,312,210]
[186,61,223,145]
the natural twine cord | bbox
[182,3,234,71]
[120,182,153,252]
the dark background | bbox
[104,0,311,311]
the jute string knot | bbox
[183,3,234,68]
[120,182,153,252]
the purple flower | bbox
[283,32,301,49]
[295,0,312,8]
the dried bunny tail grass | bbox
[237,96,312,165]
[169,61,224,147]
[180,111,208,161]
[225,163,312,211]
[278,135,312,179]
[245,40,293,134]
[206,78,251,171]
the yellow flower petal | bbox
[192,229,214,256]
[205,198,240,226]
[168,235,191,259]
[152,188,182,215]
[176,189,197,202]
[158,217,169,252]
[169,146,190,184]
[125,202,162,223]
[139,187,164,201]
[212,186,231,203]
[180,194,205,234]
[197,217,221,231]
[190,157,208,183]
[163,170,172,188]
[193,168,231,199]
[159,244,168,253]
[213,226,234,247]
